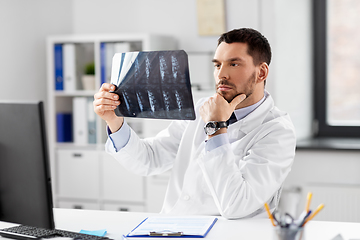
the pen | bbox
[272,211,280,226]
[305,192,312,212]
[298,210,312,227]
[264,203,276,226]
[303,203,325,225]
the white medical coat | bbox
[105,92,296,219]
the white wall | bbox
[273,0,313,140]
[0,0,73,103]
[259,0,313,140]
[71,0,259,52]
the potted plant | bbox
[81,61,96,90]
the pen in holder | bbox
[264,193,324,240]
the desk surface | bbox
[1,208,360,240]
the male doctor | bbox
[93,28,296,219]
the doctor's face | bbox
[212,42,260,106]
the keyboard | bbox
[0,225,112,240]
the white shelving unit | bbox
[46,34,177,211]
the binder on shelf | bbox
[87,97,97,144]
[63,43,77,92]
[100,42,107,85]
[125,216,218,238]
[56,113,72,142]
[99,118,108,144]
[105,43,115,84]
[73,97,88,145]
[54,44,64,91]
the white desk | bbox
[1,208,360,240]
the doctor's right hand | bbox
[93,83,124,133]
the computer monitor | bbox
[0,101,54,229]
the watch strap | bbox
[216,121,228,129]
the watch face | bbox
[204,121,217,135]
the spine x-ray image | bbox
[110,50,195,120]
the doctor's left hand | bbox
[200,93,246,123]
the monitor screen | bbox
[0,101,54,229]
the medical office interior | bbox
[1,0,360,223]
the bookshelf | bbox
[46,34,177,211]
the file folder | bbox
[54,44,64,91]
[125,216,218,238]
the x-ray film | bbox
[110,50,195,120]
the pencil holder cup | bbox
[273,226,305,240]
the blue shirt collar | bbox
[233,91,268,121]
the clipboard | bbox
[125,216,218,238]
[110,50,196,120]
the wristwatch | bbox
[204,121,228,136]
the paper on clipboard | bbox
[126,216,218,238]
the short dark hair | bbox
[217,28,272,66]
